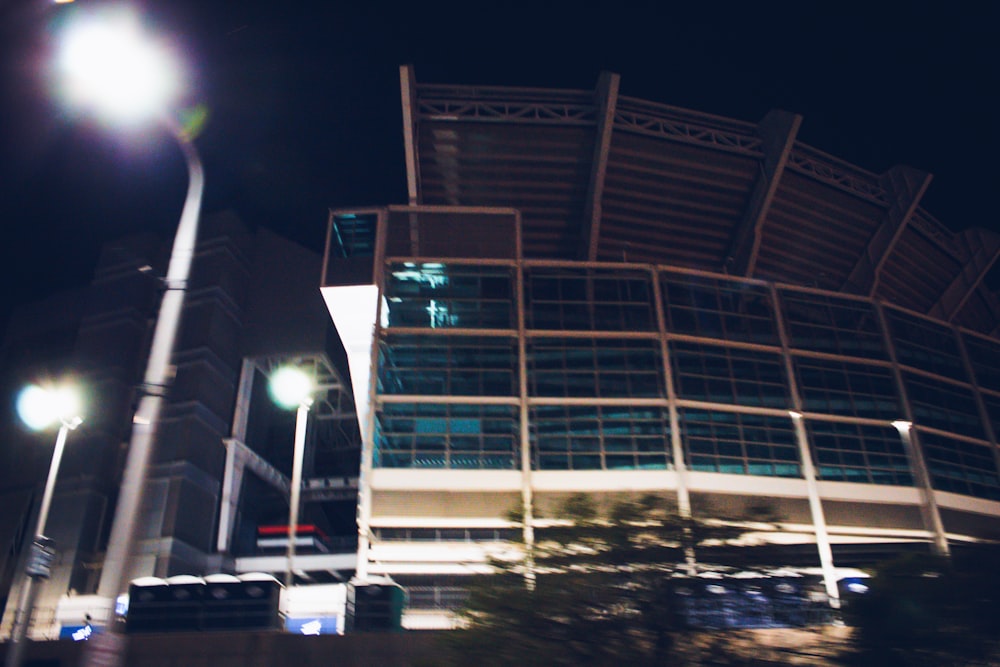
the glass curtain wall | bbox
[369,258,1000,501]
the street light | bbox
[269,367,315,588]
[5,384,83,667]
[52,8,205,619]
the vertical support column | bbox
[354,210,389,581]
[771,285,840,608]
[955,329,1000,474]
[516,255,535,580]
[651,268,694,574]
[651,268,690,517]
[216,440,246,554]
[877,304,950,556]
[217,358,258,553]
[790,413,840,607]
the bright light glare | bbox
[58,11,180,121]
[17,385,82,431]
[269,367,314,409]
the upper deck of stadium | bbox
[398,66,1000,338]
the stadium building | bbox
[320,66,1000,623]
[4,66,1000,640]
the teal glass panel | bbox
[807,421,913,486]
[963,333,1000,393]
[379,334,517,396]
[385,263,514,329]
[330,213,377,258]
[528,337,664,398]
[375,403,518,469]
[921,432,1000,500]
[794,357,899,420]
[671,341,789,408]
[680,409,801,477]
[530,405,670,471]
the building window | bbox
[525,267,655,331]
[807,421,913,486]
[885,308,967,382]
[378,334,517,396]
[531,405,671,471]
[384,263,514,329]
[528,337,664,398]
[375,402,518,469]
[661,272,778,345]
[680,409,801,477]
[671,341,789,408]
[794,357,899,420]
[779,290,886,360]
[920,432,1000,501]
[903,372,985,440]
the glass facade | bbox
[367,259,1000,502]
[531,405,671,470]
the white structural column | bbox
[650,269,691,518]
[216,358,257,553]
[651,268,695,574]
[516,257,535,566]
[771,285,840,607]
[875,304,950,556]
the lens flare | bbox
[57,9,181,122]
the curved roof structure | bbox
[400,67,1000,338]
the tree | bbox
[840,547,1000,667]
[436,493,814,667]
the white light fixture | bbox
[57,10,181,123]
[269,367,315,410]
[16,384,82,431]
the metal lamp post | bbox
[5,385,83,667]
[52,9,204,616]
[269,367,315,588]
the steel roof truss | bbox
[725,110,801,277]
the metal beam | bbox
[580,72,620,262]
[843,166,932,297]
[726,110,801,277]
[228,437,291,496]
[928,229,1000,322]
[400,65,421,205]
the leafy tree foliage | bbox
[437,493,801,667]
[840,547,1000,667]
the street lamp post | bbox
[269,367,315,588]
[5,385,83,667]
[53,9,204,618]
[94,112,204,608]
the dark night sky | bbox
[2,0,998,333]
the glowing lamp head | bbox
[17,384,83,431]
[269,367,314,409]
[57,10,182,122]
